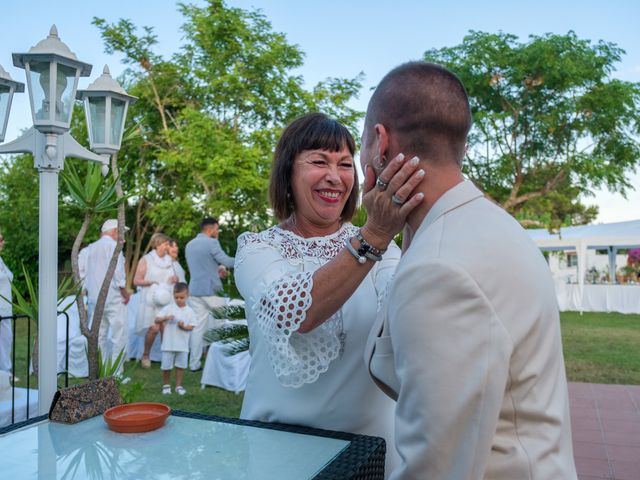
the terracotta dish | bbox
[103,402,171,433]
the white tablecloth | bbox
[0,388,38,427]
[556,284,640,314]
[200,320,250,393]
[57,297,88,377]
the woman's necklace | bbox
[288,213,302,237]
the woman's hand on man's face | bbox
[361,153,425,249]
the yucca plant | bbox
[61,157,128,380]
[95,347,143,404]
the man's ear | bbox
[372,123,390,173]
[374,124,389,159]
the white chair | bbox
[0,388,39,427]
[57,296,89,378]
[200,319,251,394]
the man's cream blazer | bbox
[366,181,577,480]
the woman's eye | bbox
[340,163,354,169]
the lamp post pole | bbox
[0,26,134,414]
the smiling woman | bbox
[234,112,425,476]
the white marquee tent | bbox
[526,219,640,311]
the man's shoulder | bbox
[186,234,215,252]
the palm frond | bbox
[0,263,80,323]
[204,324,249,356]
[61,161,126,213]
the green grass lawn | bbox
[560,311,640,385]
[121,359,244,417]
[7,311,640,417]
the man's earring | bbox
[373,154,387,171]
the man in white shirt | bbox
[85,219,130,374]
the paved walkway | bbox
[569,382,640,480]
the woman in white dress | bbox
[234,113,424,476]
[134,233,177,367]
[0,231,14,373]
[168,240,187,283]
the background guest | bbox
[168,239,187,283]
[84,219,130,375]
[185,218,235,372]
[134,233,177,368]
[0,230,14,375]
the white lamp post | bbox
[77,65,137,155]
[0,64,24,143]
[0,26,132,414]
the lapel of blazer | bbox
[365,180,485,386]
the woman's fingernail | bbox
[395,153,405,162]
[416,192,425,200]
[410,156,420,166]
[416,169,425,178]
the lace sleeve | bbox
[252,271,343,388]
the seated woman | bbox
[234,113,424,476]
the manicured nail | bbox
[395,153,405,163]
[416,192,424,200]
[416,169,425,178]
[409,156,420,166]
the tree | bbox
[62,157,125,379]
[0,152,96,294]
[424,31,640,229]
[92,0,364,286]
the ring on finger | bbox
[391,194,404,205]
[376,177,389,191]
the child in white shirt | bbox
[155,282,195,395]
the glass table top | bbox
[0,415,350,479]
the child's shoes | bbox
[176,386,186,396]
[162,384,171,395]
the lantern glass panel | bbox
[88,96,106,144]
[55,63,77,124]
[0,84,10,126]
[29,60,50,121]
[110,98,126,145]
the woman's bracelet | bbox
[345,235,384,264]
[356,229,386,257]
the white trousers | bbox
[89,299,128,375]
[0,317,12,372]
[188,295,226,370]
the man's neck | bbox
[405,164,465,236]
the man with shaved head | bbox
[362,62,577,479]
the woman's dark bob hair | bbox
[269,112,358,222]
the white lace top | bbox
[235,223,401,472]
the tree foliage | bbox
[424,31,640,228]
[92,0,363,285]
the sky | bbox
[1,0,638,223]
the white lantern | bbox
[77,65,137,154]
[12,25,91,134]
[0,64,24,143]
